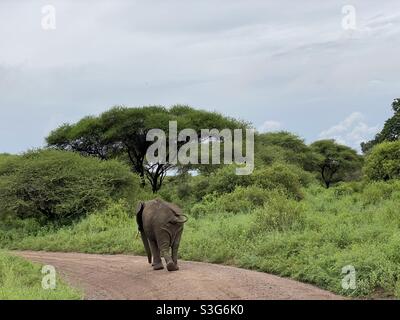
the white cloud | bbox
[318,112,380,152]
[259,120,282,133]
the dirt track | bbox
[15,251,341,300]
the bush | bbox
[333,183,356,197]
[0,154,17,166]
[6,201,141,254]
[252,190,305,232]
[364,141,400,181]
[191,165,253,199]
[218,186,271,209]
[0,150,141,221]
[252,163,307,200]
[330,181,365,200]
[188,163,310,203]
[361,181,399,205]
[190,186,271,217]
[157,174,195,209]
[189,194,221,218]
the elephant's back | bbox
[142,199,173,233]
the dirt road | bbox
[15,251,341,300]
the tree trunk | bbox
[325,180,330,188]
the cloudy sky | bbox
[1,0,399,153]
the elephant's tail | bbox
[136,202,152,264]
[179,214,189,223]
[136,202,145,232]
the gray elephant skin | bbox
[136,199,187,271]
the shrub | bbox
[252,190,305,232]
[0,149,140,221]
[361,181,397,205]
[252,163,306,200]
[219,186,271,209]
[190,194,222,218]
[190,186,271,217]
[364,141,400,181]
[189,163,310,203]
[0,154,17,166]
[333,183,355,197]
[157,174,196,209]
[185,175,210,202]
[192,165,253,198]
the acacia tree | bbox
[46,105,246,193]
[46,116,120,160]
[310,140,363,188]
[254,131,319,171]
[361,99,400,153]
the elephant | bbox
[136,199,187,271]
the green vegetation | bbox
[254,131,317,171]
[362,99,400,153]
[364,141,400,181]
[47,105,246,192]
[0,149,142,221]
[1,103,400,299]
[0,251,81,300]
[310,139,363,188]
[2,183,400,298]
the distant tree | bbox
[47,105,246,193]
[361,99,400,153]
[254,131,318,171]
[364,140,400,181]
[310,140,363,188]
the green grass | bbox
[0,251,82,300]
[2,182,400,298]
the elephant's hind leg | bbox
[158,234,178,272]
[149,239,163,270]
[172,228,183,270]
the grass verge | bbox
[0,250,82,300]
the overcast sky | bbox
[1,0,399,154]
